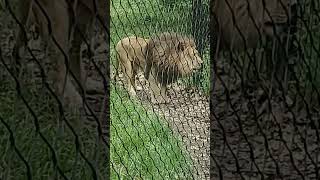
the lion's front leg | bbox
[119,57,136,97]
[148,69,166,104]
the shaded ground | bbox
[211,57,320,179]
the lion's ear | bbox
[177,42,186,51]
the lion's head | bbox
[174,39,203,77]
[145,32,203,84]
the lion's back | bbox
[116,36,148,61]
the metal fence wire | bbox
[211,0,320,179]
[1,0,319,179]
[0,0,109,179]
[111,0,210,179]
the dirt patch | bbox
[211,56,320,179]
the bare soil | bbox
[210,56,320,179]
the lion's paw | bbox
[136,85,143,91]
[128,87,137,97]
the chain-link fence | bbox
[111,0,210,179]
[2,0,318,179]
[211,0,320,179]
[0,0,109,179]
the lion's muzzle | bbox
[193,55,203,71]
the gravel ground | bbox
[116,74,210,180]
[158,84,210,180]
[211,57,320,179]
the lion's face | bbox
[144,32,204,104]
[175,43,203,76]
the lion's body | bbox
[145,32,203,104]
[114,36,149,96]
[13,0,109,111]
[211,0,298,88]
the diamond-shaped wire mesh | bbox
[1,0,318,179]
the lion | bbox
[211,0,298,88]
[12,0,108,112]
[114,36,149,96]
[144,32,203,104]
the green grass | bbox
[0,78,108,180]
[110,85,194,179]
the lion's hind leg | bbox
[133,62,143,91]
[120,56,136,97]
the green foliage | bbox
[0,1,3,11]
[2,0,19,11]
[291,0,320,89]
[110,84,194,179]
[0,79,108,180]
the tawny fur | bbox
[145,32,203,104]
[114,36,149,96]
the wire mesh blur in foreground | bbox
[211,0,320,179]
[0,0,109,179]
